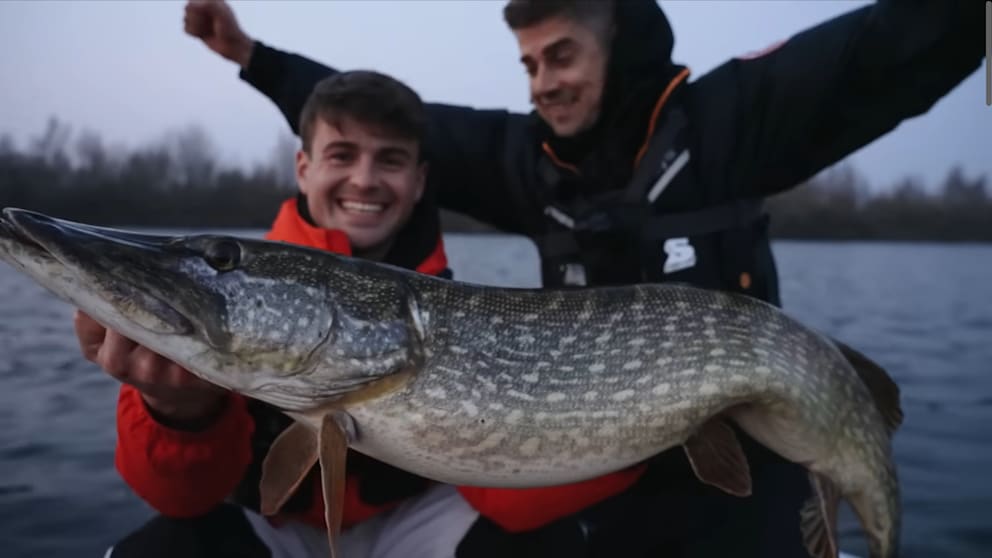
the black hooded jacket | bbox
[238,0,982,307]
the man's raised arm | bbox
[185,0,533,233]
[703,0,984,198]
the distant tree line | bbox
[1,117,989,241]
[765,163,991,242]
[0,118,299,228]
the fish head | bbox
[0,208,420,411]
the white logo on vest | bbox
[662,237,697,274]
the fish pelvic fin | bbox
[319,412,348,558]
[259,421,319,516]
[682,418,752,497]
[332,368,416,408]
[800,472,841,558]
[832,339,903,436]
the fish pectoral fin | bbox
[259,421,318,516]
[319,412,348,558]
[682,418,752,497]
[800,472,841,558]
[832,338,903,436]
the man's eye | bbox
[328,152,353,163]
[550,53,573,67]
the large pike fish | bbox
[0,208,903,558]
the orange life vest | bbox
[265,198,448,277]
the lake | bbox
[1,233,990,557]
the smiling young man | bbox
[290,73,427,263]
[83,70,483,558]
[181,0,984,555]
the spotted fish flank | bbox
[0,208,903,558]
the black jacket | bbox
[233,1,981,556]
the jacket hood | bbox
[608,0,677,87]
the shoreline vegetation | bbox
[2,118,989,242]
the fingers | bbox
[129,343,174,385]
[73,306,219,396]
[184,0,227,37]
[182,0,252,67]
[90,325,218,394]
[184,0,232,35]
[96,328,141,380]
[160,358,224,394]
[184,2,213,38]
[73,310,106,362]
[72,303,227,424]
[74,310,149,384]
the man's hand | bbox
[183,0,255,68]
[75,310,228,427]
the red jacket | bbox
[115,197,646,534]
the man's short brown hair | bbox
[503,0,615,38]
[298,70,427,155]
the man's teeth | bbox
[544,97,576,109]
[550,91,578,103]
[340,200,385,214]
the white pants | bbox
[242,483,480,558]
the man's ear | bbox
[295,149,310,194]
[414,161,428,202]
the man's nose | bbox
[349,157,377,189]
[532,65,559,100]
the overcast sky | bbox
[0,0,987,192]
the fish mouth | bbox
[0,210,45,252]
[0,207,194,335]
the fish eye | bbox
[203,239,242,272]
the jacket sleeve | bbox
[239,42,533,234]
[421,104,534,234]
[114,384,255,517]
[239,41,340,135]
[701,0,984,198]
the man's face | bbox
[514,14,611,137]
[296,116,426,258]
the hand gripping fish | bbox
[0,208,903,558]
